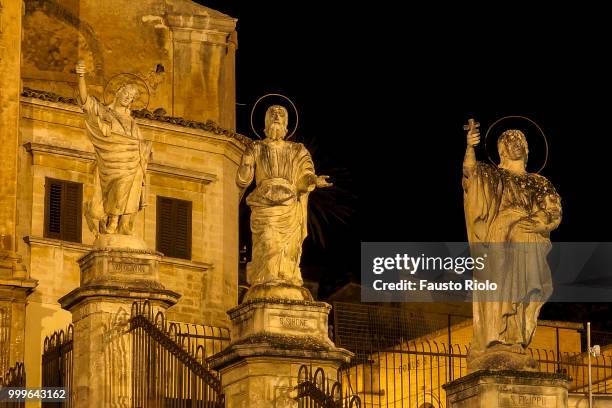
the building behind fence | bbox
[30,301,612,407]
[331,302,612,407]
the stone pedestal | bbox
[59,247,180,408]
[0,250,37,374]
[209,299,353,408]
[443,370,570,408]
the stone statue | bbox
[462,120,562,371]
[237,105,331,301]
[76,61,151,242]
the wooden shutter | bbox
[44,178,82,243]
[174,199,192,259]
[156,196,192,260]
[45,180,63,239]
[62,182,83,243]
[156,197,175,257]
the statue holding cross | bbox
[462,117,562,371]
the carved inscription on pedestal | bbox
[269,314,314,331]
[110,262,145,274]
[499,393,557,407]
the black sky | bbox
[196,2,612,323]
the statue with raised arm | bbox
[76,61,151,243]
[237,105,331,301]
[462,119,562,371]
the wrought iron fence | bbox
[41,326,73,408]
[332,302,612,407]
[169,321,230,363]
[536,349,612,394]
[340,341,467,407]
[0,362,25,408]
[332,302,471,362]
[296,365,361,408]
[129,301,225,407]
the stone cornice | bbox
[148,163,217,184]
[442,369,570,389]
[20,87,251,147]
[24,142,219,184]
[24,142,95,162]
[24,236,212,272]
[24,235,92,253]
[0,278,38,292]
[166,13,237,34]
[158,256,212,272]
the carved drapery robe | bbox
[463,162,561,354]
[237,140,316,287]
[81,96,151,229]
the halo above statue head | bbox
[484,115,549,174]
[103,73,150,111]
[250,93,299,140]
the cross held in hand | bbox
[463,118,480,133]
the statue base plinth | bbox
[76,247,164,289]
[443,370,569,408]
[58,246,179,407]
[93,234,148,250]
[60,245,179,313]
[242,282,313,302]
[468,347,538,373]
[208,299,352,408]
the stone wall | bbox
[21,0,237,129]
[0,0,22,253]
[19,95,243,388]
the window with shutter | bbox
[44,178,83,243]
[156,196,192,260]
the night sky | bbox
[197,3,612,327]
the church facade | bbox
[0,0,245,391]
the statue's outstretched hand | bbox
[315,175,333,188]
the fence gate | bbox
[40,304,229,408]
[295,365,361,408]
[130,301,225,407]
[0,363,26,408]
[41,326,73,408]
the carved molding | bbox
[24,235,92,252]
[148,162,216,184]
[166,12,236,36]
[24,142,95,163]
[24,142,217,185]
[24,236,212,272]
[158,256,212,272]
[21,87,250,147]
